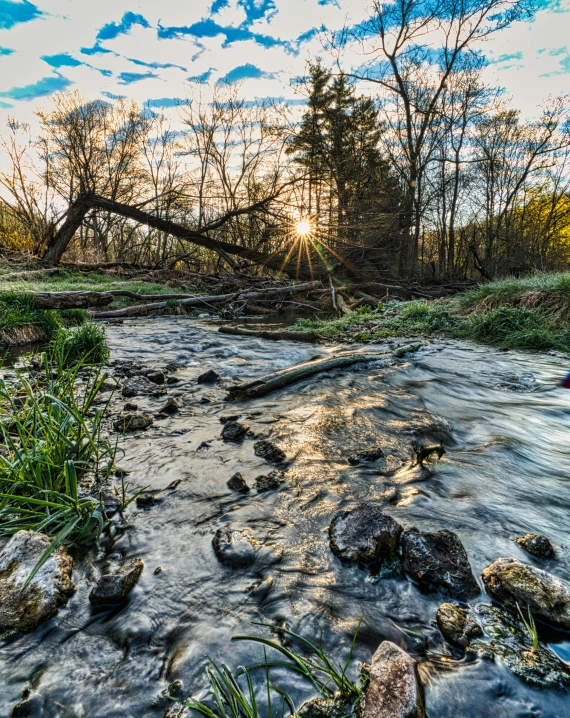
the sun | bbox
[295,219,312,237]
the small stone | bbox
[227,472,250,493]
[122,376,166,397]
[255,470,284,492]
[98,378,119,392]
[154,566,163,575]
[166,376,180,386]
[481,557,570,630]
[436,603,482,649]
[220,415,240,424]
[113,412,154,432]
[145,369,165,385]
[361,641,425,718]
[199,396,213,404]
[401,528,479,600]
[89,558,144,606]
[221,420,250,442]
[393,342,423,358]
[329,503,402,563]
[254,440,286,464]
[159,398,181,415]
[297,695,353,718]
[0,531,75,636]
[136,493,161,508]
[348,447,384,464]
[213,528,257,568]
[514,533,555,559]
[124,402,138,411]
[197,369,220,384]
[114,466,130,477]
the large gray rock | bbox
[89,558,144,606]
[401,528,479,599]
[361,641,425,718]
[329,503,402,563]
[481,557,570,630]
[213,528,257,568]
[122,376,166,397]
[436,603,482,649]
[0,531,75,636]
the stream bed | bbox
[2,316,570,717]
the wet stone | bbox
[255,470,284,492]
[297,695,354,718]
[122,376,166,397]
[221,420,250,442]
[159,398,181,415]
[436,602,482,649]
[213,528,257,568]
[0,530,76,637]
[348,447,384,464]
[227,472,250,493]
[11,688,46,717]
[145,369,165,385]
[114,412,154,432]
[329,503,402,563]
[514,533,555,559]
[401,528,480,600]
[220,415,240,424]
[393,342,423,358]
[89,558,144,606]
[362,641,425,718]
[254,439,286,464]
[481,557,570,630]
[123,402,139,412]
[197,369,220,384]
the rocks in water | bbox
[11,688,46,717]
[481,557,570,630]
[213,528,257,568]
[255,470,284,492]
[470,604,570,691]
[329,503,402,563]
[348,447,384,465]
[254,439,286,464]
[219,415,240,424]
[124,402,138,412]
[114,412,154,432]
[393,342,423,358]
[227,472,250,493]
[221,420,250,442]
[159,398,181,415]
[122,376,166,397]
[297,695,354,718]
[401,528,479,599]
[145,369,165,385]
[136,493,161,508]
[514,533,555,559]
[436,603,482,649]
[361,641,425,718]
[98,378,119,393]
[89,558,144,606]
[412,442,445,466]
[0,530,75,636]
[197,369,220,384]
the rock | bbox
[0,530,75,636]
[219,415,240,424]
[199,396,213,404]
[348,447,384,464]
[254,440,286,464]
[98,378,119,393]
[89,558,144,606]
[145,369,165,385]
[481,557,570,630]
[159,398,181,415]
[393,342,423,358]
[122,376,166,397]
[124,402,138,411]
[255,470,284,492]
[470,604,570,690]
[197,369,220,384]
[362,641,425,718]
[227,472,250,493]
[329,503,402,563]
[297,695,354,718]
[11,689,46,717]
[401,528,479,599]
[213,528,257,568]
[514,533,555,559]
[221,420,250,442]
[436,603,482,649]
[113,412,154,432]
[136,493,161,508]
[166,376,180,386]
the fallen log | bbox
[218,325,320,342]
[31,291,114,309]
[224,352,385,401]
[93,281,322,319]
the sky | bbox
[0,0,569,131]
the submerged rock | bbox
[221,420,250,442]
[481,557,570,630]
[145,369,166,385]
[401,528,479,599]
[11,688,46,717]
[329,503,402,563]
[122,376,166,397]
[113,412,154,432]
[213,528,258,568]
[297,695,354,718]
[514,533,555,559]
[348,447,384,465]
[253,440,286,464]
[436,603,482,649]
[197,369,220,384]
[227,472,250,493]
[361,641,425,718]
[255,470,284,492]
[470,604,570,691]
[159,398,181,415]
[89,558,143,606]
[0,530,75,636]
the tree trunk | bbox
[31,291,114,309]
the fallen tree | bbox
[31,291,114,309]
[218,325,321,342]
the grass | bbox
[0,292,61,345]
[49,323,110,365]
[517,603,540,653]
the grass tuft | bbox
[49,323,109,365]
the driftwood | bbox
[31,291,114,309]
[218,325,320,342]
[93,281,322,319]
[225,353,383,401]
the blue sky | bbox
[0,0,569,122]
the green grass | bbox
[0,292,61,344]
[60,308,89,326]
[49,323,109,365]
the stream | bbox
[2,316,570,717]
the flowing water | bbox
[2,316,570,717]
